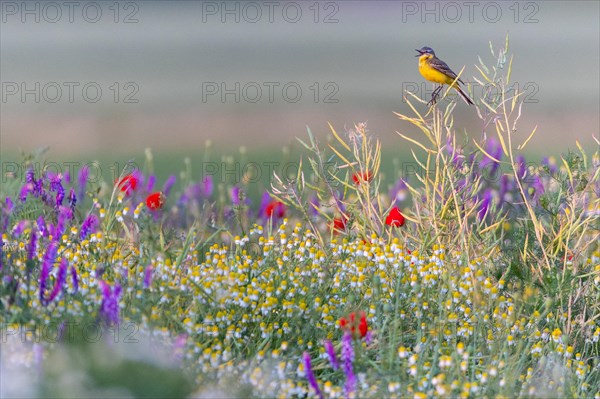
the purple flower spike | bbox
[309,196,320,217]
[55,206,73,237]
[542,156,558,174]
[324,339,339,370]
[48,258,68,303]
[68,188,77,211]
[99,280,122,326]
[12,221,26,237]
[231,186,241,205]
[70,265,79,294]
[163,175,176,197]
[78,166,89,201]
[146,175,156,193]
[528,175,545,203]
[49,174,65,207]
[258,192,271,219]
[27,227,38,261]
[5,197,14,212]
[389,179,409,204]
[341,331,356,398]
[19,183,31,202]
[143,265,153,289]
[40,242,58,305]
[480,138,502,177]
[26,168,35,184]
[80,215,99,240]
[302,352,323,399]
[37,216,47,238]
[515,155,527,179]
[202,176,213,197]
[477,190,494,221]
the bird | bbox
[415,46,474,106]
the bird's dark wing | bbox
[429,57,464,84]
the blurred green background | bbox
[1,1,598,187]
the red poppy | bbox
[352,171,373,185]
[265,200,285,218]
[116,174,138,195]
[385,207,405,227]
[146,192,165,210]
[358,312,368,338]
[331,216,347,234]
[339,311,368,339]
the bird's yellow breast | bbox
[418,55,454,85]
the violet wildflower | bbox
[445,136,464,167]
[389,179,409,204]
[163,175,176,197]
[27,227,38,261]
[178,183,202,206]
[309,195,320,218]
[143,265,153,288]
[515,155,527,179]
[499,174,512,200]
[47,258,68,303]
[12,221,26,237]
[55,190,65,206]
[68,188,77,211]
[77,165,89,201]
[70,265,79,294]
[202,176,213,197]
[302,352,323,399]
[26,168,35,185]
[55,206,72,237]
[231,186,242,205]
[5,197,14,212]
[172,333,188,363]
[39,242,58,305]
[479,138,502,179]
[37,216,47,238]
[341,331,356,398]
[80,214,99,240]
[541,156,558,174]
[258,192,271,218]
[324,339,339,370]
[99,280,122,326]
[19,183,31,202]
[477,189,494,221]
[528,175,545,202]
[146,175,156,193]
[49,174,65,207]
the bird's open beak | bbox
[415,49,422,57]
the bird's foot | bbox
[428,86,443,106]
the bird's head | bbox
[415,46,436,58]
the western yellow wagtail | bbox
[415,46,474,106]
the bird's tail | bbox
[455,85,474,105]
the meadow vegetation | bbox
[1,39,599,398]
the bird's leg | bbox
[428,85,443,106]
